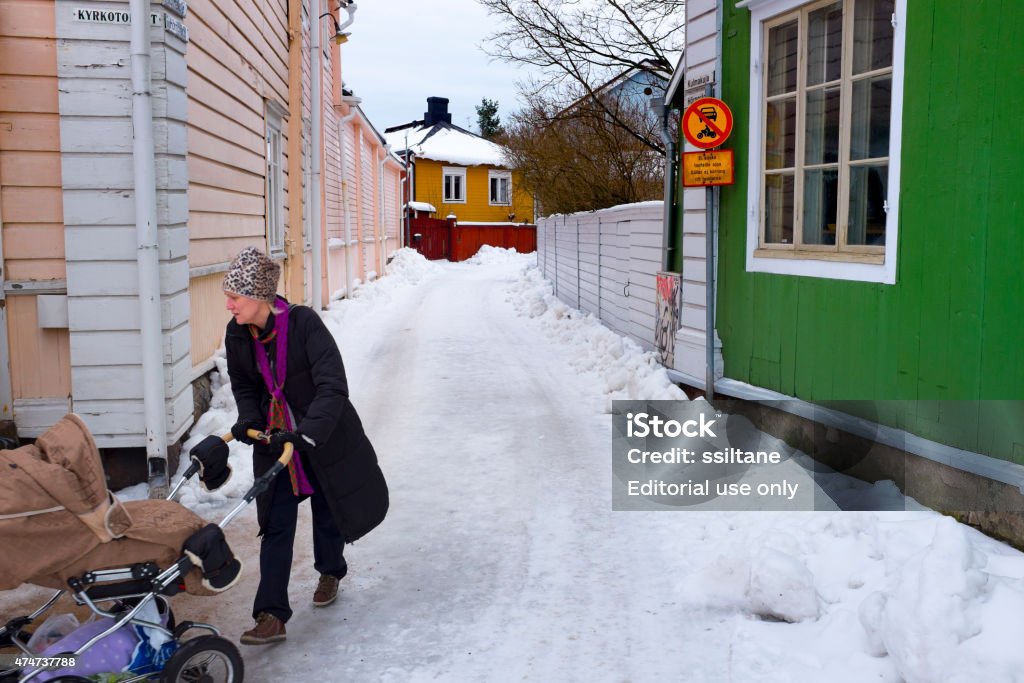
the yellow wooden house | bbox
[384,98,534,226]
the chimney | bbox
[423,97,451,126]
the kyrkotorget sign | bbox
[71,5,190,41]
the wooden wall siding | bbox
[185,0,290,269]
[716,1,1024,462]
[536,203,663,351]
[358,129,373,276]
[384,164,401,243]
[6,295,71,399]
[189,272,229,367]
[0,1,66,283]
[414,159,533,224]
[56,2,193,445]
[323,76,342,246]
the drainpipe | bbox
[654,93,678,272]
[310,2,359,308]
[404,133,411,247]
[337,96,358,297]
[702,82,716,402]
[309,0,323,310]
[129,0,168,492]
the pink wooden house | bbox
[0,0,402,485]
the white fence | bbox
[536,202,664,352]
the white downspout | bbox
[309,0,324,310]
[129,0,168,492]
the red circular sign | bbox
[682,97,734,150]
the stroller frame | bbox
[0,432,294,683]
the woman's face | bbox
[225,292,267,326]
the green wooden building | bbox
[666,0,1024,469]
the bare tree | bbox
[501,93,665,215]
[479,0,684,153]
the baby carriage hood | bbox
[1,413,131,536]
[0,414,212,593]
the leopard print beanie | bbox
[222,247,280,302]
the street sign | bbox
[682,97,733,150]
[682,150,735,187]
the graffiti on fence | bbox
[655,272,681,368]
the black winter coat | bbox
[224,303,388,542]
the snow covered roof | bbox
[406,201,436,213]
[384,123,508,167]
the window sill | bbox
[753,248,885,265]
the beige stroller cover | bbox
[0,414,210,593]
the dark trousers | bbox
[253,462,347,623]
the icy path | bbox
[4,250,1024,682]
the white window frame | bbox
[488,170,512,206]
[742,0,906,284]
[265,100,288,258]
[442,166,466,203]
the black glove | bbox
[268,430,309,457]
[230,419,264,445]
[188,435,232,491]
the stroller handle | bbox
[216,439,294,529]
[170,430,294,502]
[223,429,296,467]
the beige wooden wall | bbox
[185,0,291,367]
[0,0,72,400]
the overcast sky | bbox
[340,0,537,136]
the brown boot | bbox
[313,574,340,607]
[240,612,286,645]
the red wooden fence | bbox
[407,217,536,262]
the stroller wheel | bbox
[160,635,243,683]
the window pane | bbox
[807,2,843,86]
[848,164,888,245]
[767,20,798,96]
[850,75,891,160]
[765,97,796,169]
[764,174,795,244]
[853,0,894,74]
[802,168,838,245]
[490,177,497,202]
[805,86,840,165]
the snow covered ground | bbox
[5,247,1024,682]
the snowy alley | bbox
[4,249,1024,683]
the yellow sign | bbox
[682,150,735,187]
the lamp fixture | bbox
[320,11,351,45]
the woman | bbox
[220,247,388,645]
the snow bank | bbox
[505,255,686,404]
[176,349,258,515]
[860,516,1024,682]
[463,244,523,266]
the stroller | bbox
[0,414,294,683]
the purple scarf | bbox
[251,298,314,496]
